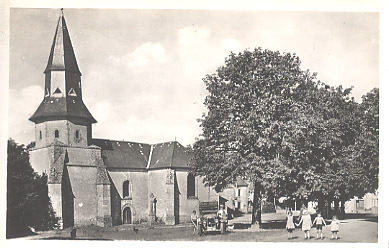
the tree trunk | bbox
[334,198,340,217]
[317,196,325,216]
[258,196,262,228]
[325,198,329,219]
[340,199,345,217]
[251,181,261,227]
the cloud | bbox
[9,85,43,144]
[109,42,168,69]
[221,39,241,53]
[176,26,215,74]
[92,101,115,123]
[177,26,211,48]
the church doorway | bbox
[123,207,132,224]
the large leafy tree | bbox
[192,47,378,225]
[7,139,57,238]
[192,48,326,225]
[295,85,362,216]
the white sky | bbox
[8,8,379,147]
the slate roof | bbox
[92,139,192,170]
[29,13,96,124]
[29,97,97,123]
[44,13,81,75]
[92,139,151,169]
[149,141,191,169]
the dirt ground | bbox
[27,212,377,242]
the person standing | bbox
[191,210,198,235]
[296,210,312,240]
[217,205,228,233]
[330,215,341,240]
[313,212,327,239]
[286,210,295,240]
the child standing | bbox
[286,210,295,240]
[313,212,327,239]
[330,215,340,240]
[296,210,312,240]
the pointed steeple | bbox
[29,10,96,124]
[44,10,81,75]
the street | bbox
[28,212,377,242]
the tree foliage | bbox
[353,88,379,194]
[7,139,57,238]
[192,47,379,222]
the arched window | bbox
[123,180,129,198]
[187,173,195,198]
[54,130,59,138]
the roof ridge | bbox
[152,140,177,146]
[92,139,182,146]
[92,138,151,145]
[146,144,154,169]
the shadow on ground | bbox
[342,213,378,223]
[6,226,38,239]
[41,237,112,240]
[234,221,286,230]
[261,221,286,229]
[233,223,252,229]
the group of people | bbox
[191,205,228,235]
[286,209,341,240]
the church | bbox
[28,12,222,228]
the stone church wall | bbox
[67,165,98,226]
[34,120,89,149]
[109,181,122,226]
[147,169,174,224]
[197,176,219,203]
[109,170,149,225]
[176,170,199,223]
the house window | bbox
[123,180,129,198]
[237,189,241,197]
[39,131,42,140]
[187,173,195,198]
[54,130,59,138]
[75,130,80,139]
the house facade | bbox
[28,12,217,228]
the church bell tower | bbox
[29,10,96,148]
[28,11,112,228]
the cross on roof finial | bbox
[60,8,64,16]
